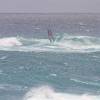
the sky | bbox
[0,0,100,13]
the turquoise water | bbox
[0,13,100,100]
[0,51,100,100]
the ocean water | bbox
[0,13,100,100]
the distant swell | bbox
[24,86,99,100]
[0,34,100,53]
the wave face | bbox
[0,34,100,53]
[24,86,99,100]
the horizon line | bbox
[0,12,99,14]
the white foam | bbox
[50,73,57,77]
[70,78,100,87]
[0,37,22,47]
[0,56,7,60]
[24,86,100,100]
[0,35,100,53]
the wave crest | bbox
[0,37,22,47]
[0,34,100,53]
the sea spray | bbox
[24,86,99,100]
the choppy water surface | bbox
[0,13,100,100]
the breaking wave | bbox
[0,37,22,47]
[0,33,100,53]
[23,86,100,100]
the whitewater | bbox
[0,34,100,53]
